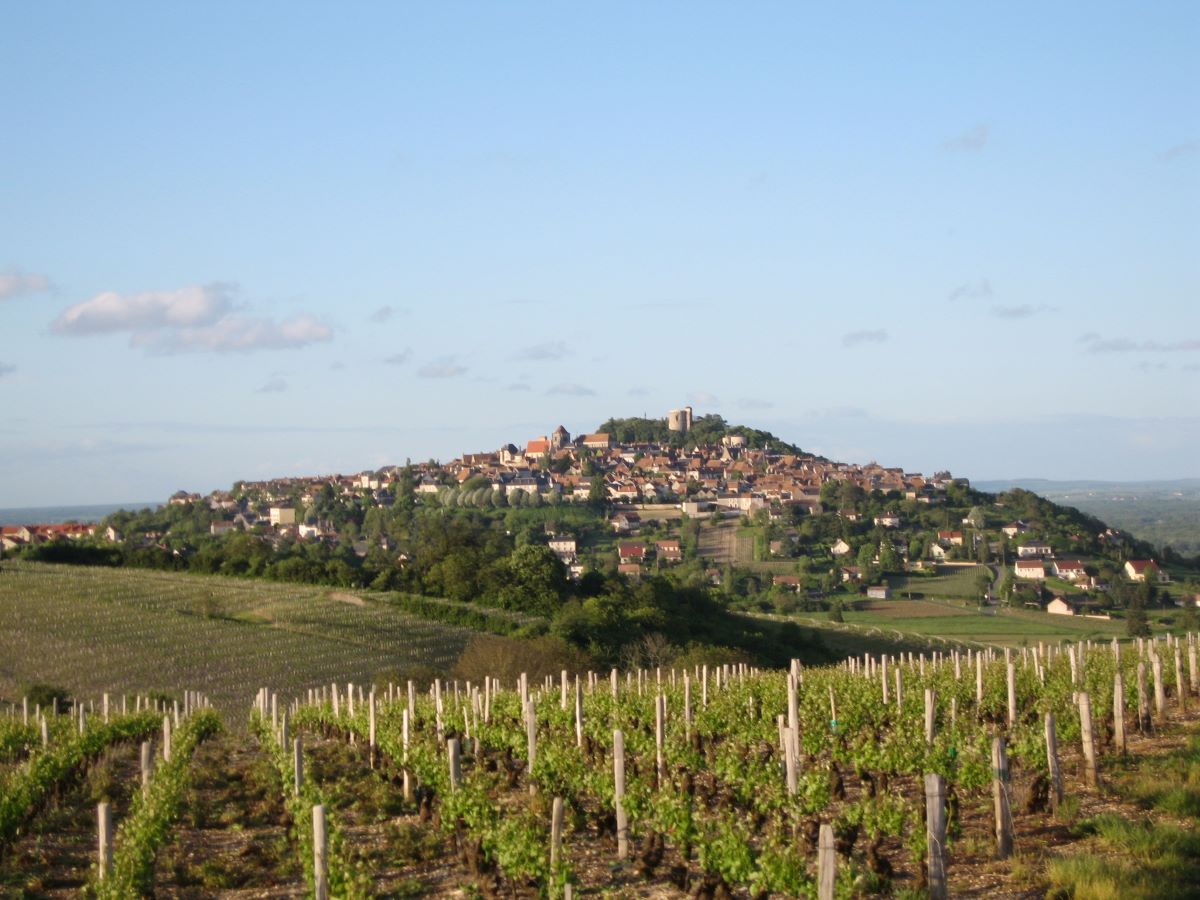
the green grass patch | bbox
[1046,814,1200,899]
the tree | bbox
[1125,600,1151,638]
[829,599,845,623]
[587,476,608,511]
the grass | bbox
[1045,814,1200,899]
[0,561,477,720]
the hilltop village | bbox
[4,411,1194,632]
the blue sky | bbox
[2,2,1197,506]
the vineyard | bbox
[2,634,1199,897]
[0,562,476,718]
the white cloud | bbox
[0,362,15,378]
[132,314,332,354]
[943,124,989,152]
[52,284,235,334]
[385,348,413,365]
[50,283,333,354]
[842,329,888,347]
[418,357,467,378]
[991,304,1055,319]
[515,341,569,361]
[547,383,595,396]
[256,377,288,393]
[688,390,719,406]
[948,278,993,302]
[0,270,52,301]
[370,305,408,323]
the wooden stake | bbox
[992,736,1013,859]
[817,822,836,900]
[97,802,113,880]
[550,796,564,869]
[924,774,948,900]
[1078,692,1098,787]
[313,804,329,900]
[613,729,629,859]
[1113,670,1127,755]
[1044,712,1063,810]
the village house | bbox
[873,512,901,528]
[655,539,682,562]
[1052,559,1088,582]
[937,530,964,546]
[611,511,640,534]
[1046,596,1076,616]
[1014,559,1047,580]
[1124,559,1169,583]
[1017,541,1053,559]
[269,507,297,527]
[617,543,645,563]
[831,538,852,557]
[773,574,801,592]
[866,584,891,600]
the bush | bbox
[452,634,595,684]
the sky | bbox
[1,2,1198,507]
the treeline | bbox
[595,413,808,454]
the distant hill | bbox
[976,479,1200,557]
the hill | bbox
[977,478,1200,557]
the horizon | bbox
[2,3,1197,506]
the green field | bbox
[0,561,475,718]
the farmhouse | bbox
[1017,541,1053,559]
[1046,597,1076,616]
[1052,559,1088,582]
[1014,559,1047,580]
[866,584,891,600]
[1125,560,1169,583]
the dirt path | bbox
[153,731,304,898]
[304,730,468,898]
[0,739,143,897]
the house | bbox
[581,433,612,450]
[929,543,948,560]
[209,520,237,536]
[831,539,852,557]
[1046,597,1076,616]
[611,512,641,533]
[937,530,964,546]
[867,584,891,600]
[1014,560,1047,580]
[839,510,863,522]
[1125,560,1169,583]
[1052,560,1088,582]
[617,562,642,578]
[526,436,551,457]
[548,536,577,559]
[1017,541,1053,559]
[617,543,645,563]
[269,507,297,527]
[873,512,901,528]
[1001,521,1028,538]
[840,566,863,583]
[655,539,682,562]
[773,575,802,592]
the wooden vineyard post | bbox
[140,740,152,795]
[97,801,113,881]
[1078,692,1098,787]
[1006,661,1017,729]
[1152,653,1165,718]
[817,822,836,900]
[784,727,798,795]
[613,729,628,859]
[1137,660,1151,732]
[162,714,172,762]
[1175,647,1186,710]
[448,738,461,790]
[1044,712,1063,809]
[924,689,936,744]
[575,682,584,748]
[992,736,1013,859]
[402,709,412,802]
[683,674,692,740]
[655,693,665,787]
[976,652,984,707]
[294,737,304,795]
[313,804,329,900]
[924,774,948,900]
[40,717,48,747]
[1113,670,1127,755]
[526,701,537,795]
[369,690,377,768]
[1189,642,1198,696]
[550,796,564,869]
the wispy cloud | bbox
[418,357,467,378]
[628,387,650,397]
[330,361,346,371]
[133,315,332,354]
[0,362,15,378]
[51,283,332,354]
[514,340,569,361]
[943,124,989,153]
[547,383,595,397]
[256,377,288,393]
[369,305,409,323]
[991,304,1055,319]
[384,348,413,365]
[507,382,531,392]
[738,398,773,410]
[1162,140,1199,162]
[948,278,993,302]
[1081,334,1200,354]
[0,269,52,301]
[842,329,888,347]
[689,390,719,406]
